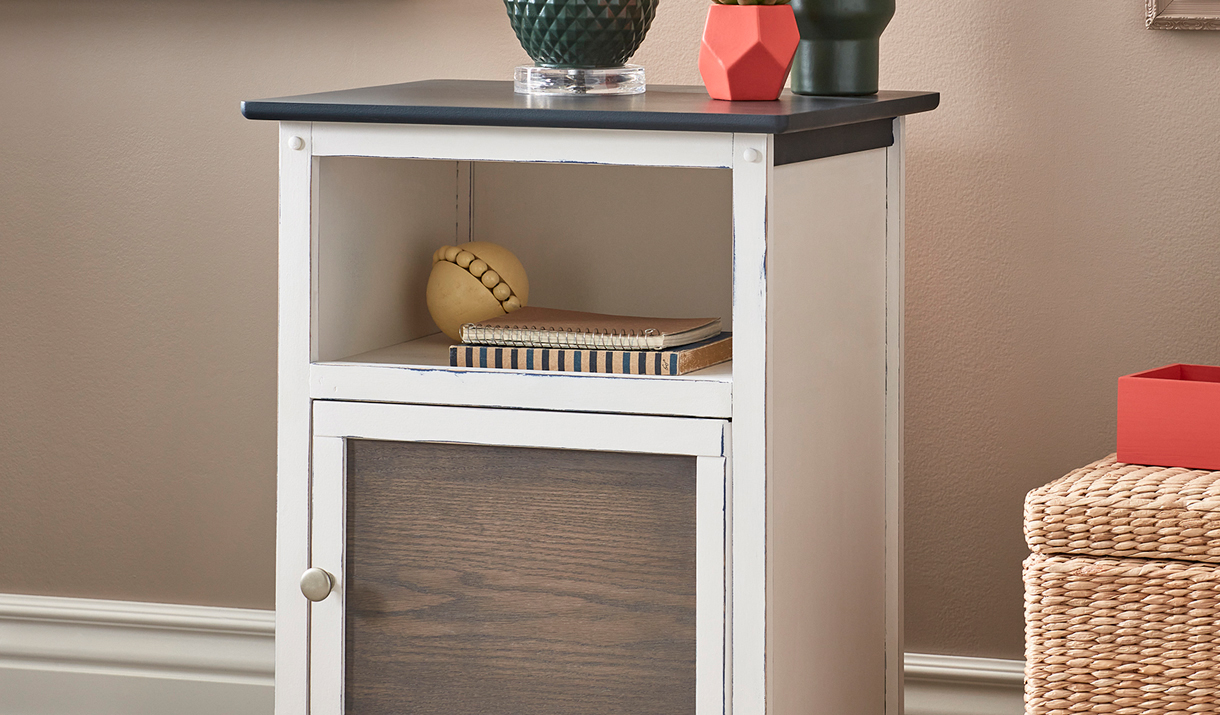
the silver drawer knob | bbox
[300,567,334,602]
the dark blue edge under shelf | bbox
[241,79,939,136]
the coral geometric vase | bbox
[699,5,800,101]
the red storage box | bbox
[1118,363,1220,470]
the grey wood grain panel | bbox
[344,440,697,715]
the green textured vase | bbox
[789,0,894,96]
[504,0,659,69]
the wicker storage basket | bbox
[1024,455,1220,715]
[1026,454,1220,564]
[1024,554,1220,715]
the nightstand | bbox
[243,80,938,715]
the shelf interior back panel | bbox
[473,162,733,332]
[344,439,697,715]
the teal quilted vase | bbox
[504,0,659,69]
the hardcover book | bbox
[450,333,732,376]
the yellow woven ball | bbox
[426,241,529,341]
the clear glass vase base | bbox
[514,65,645,96]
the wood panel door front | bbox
[307,403,728,715]
[344,440,696,715]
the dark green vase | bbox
[504,0,659,69]
[789,0,895,96]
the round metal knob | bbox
[300,567,334,602]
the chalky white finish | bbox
[730,131,771,715]
[312,400,728,456]
[310,122,734,168]
[312,334,733,418]
[885,117,907,715]
[309,435,345,715]
[277,118,907,715]
[276,120,313,715]
[768,146,889,714]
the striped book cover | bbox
[450,333,731,376]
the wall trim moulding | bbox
[0,593,1024,715]
[0,592,274,715]
[905,652,1025,715]
[1147,0,1220,29]
[0,592,274,684]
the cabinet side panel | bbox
[767,149,888,715]
[343,440,697,715]
[884,117,906,715]
[315,157,458,361]
[472,163,733,331]
[276,121,313,715]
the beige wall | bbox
[1,0,1216,658]
[884,2,1220,659]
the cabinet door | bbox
[307,402,728,715]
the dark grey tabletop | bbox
[242,80,939,135]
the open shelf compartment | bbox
[308,155,734,417]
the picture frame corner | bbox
[1146,0,1220,30]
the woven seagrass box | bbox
[1024,454,1220,715]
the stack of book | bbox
[450,306,731,376]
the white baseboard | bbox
[0,593,1022,715]
[0,593,274,715]
[905,652,1025,715]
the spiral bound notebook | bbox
[459,307,721,351]
[450,333,732,376]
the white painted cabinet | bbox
[248,80,937,715]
